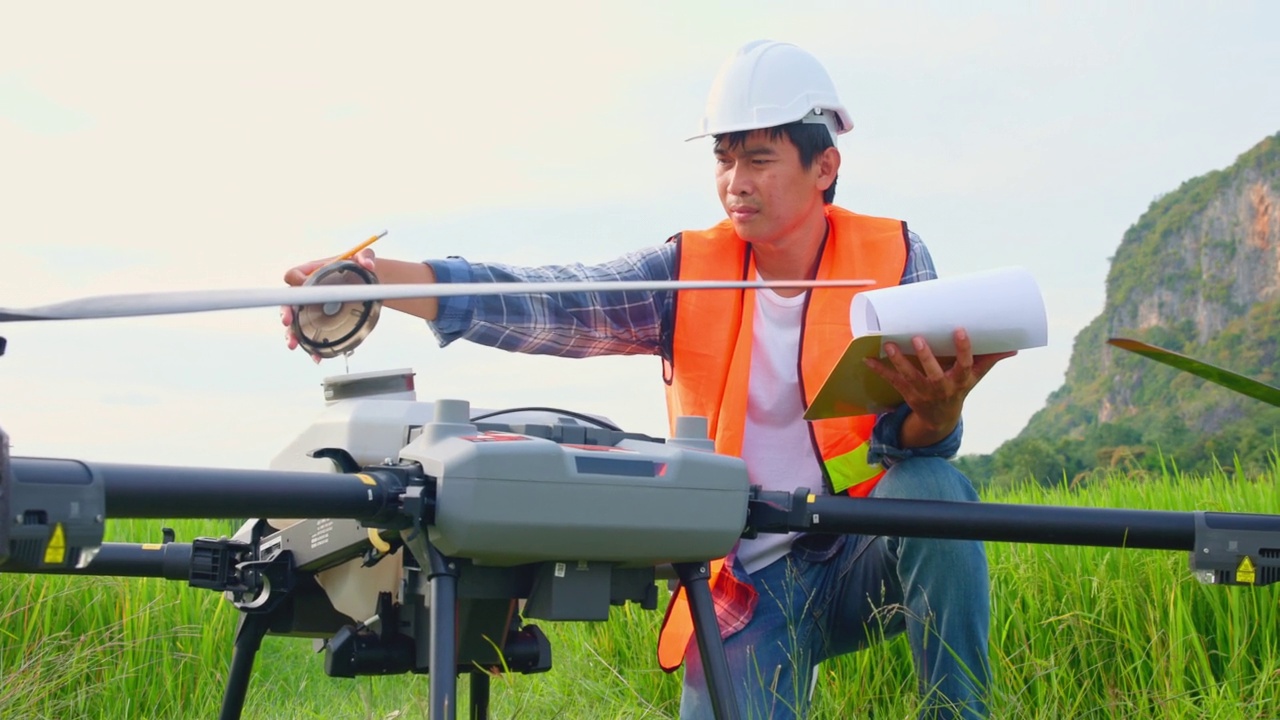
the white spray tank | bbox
[263,369,428,625]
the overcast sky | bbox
[2,1,1279,471]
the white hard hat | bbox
[689,40,853,144]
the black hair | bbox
[713,121,838,204]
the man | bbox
[285,40,1012,720]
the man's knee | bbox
[872,457,980,503]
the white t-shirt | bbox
[735,287,826,574]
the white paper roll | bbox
[849,266,1048,356]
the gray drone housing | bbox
[403,399,749,567]
[257,370,750,626]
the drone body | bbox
[255,368,747,634]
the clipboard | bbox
[803,266,1049,420]
[804,335,934,419]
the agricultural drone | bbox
[1,263,1278,720]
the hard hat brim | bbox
[686,107,853,143]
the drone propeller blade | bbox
[1107,337,1280,407]
[0,279,873,323]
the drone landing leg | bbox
[219,613,270,720]
[673,561,741,720]
[426,542,460,720]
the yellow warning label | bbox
[357,473,377,486]
[1236,556,1256,585]
[44,523,67,565]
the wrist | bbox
[900,410,956,449]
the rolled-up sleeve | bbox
[426,256,479,342]
[868,403,964,466]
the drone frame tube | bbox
[804,495,1196,549]
[21,541,195,579]
[796,495,1280,552]
[11,457,406,523]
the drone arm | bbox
[2,448,422,573]
[8,457,408,521]
[746,489,1280,585]
[749,488,1193,549]
[19,540,196,579]
[789,493,1195,550]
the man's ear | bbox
[816,146,841,192]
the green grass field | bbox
[3,460,1278,719]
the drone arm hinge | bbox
[354,461,431,528]
[188,536,255,592]
[742,486,814,539]
[1189,511,1280,586]
[188,534,299,615]
[373,465,434,531]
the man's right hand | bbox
[280,249,379,359]
[280,249,440,359]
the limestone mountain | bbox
[962,131,1280,486]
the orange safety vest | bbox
[656,205,909,671]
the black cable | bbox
[468,406,623,432]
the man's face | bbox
[714,130,832,248]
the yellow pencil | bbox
[335,231,388,261]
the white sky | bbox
[2,1,1278,469]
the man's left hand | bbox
[863,328,1016,448]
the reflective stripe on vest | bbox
[656,206,908,671]
[826,437,880,495]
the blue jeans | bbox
[679,457,991,720]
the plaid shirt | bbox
[428,229,961,464]
[428,228,964,640]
